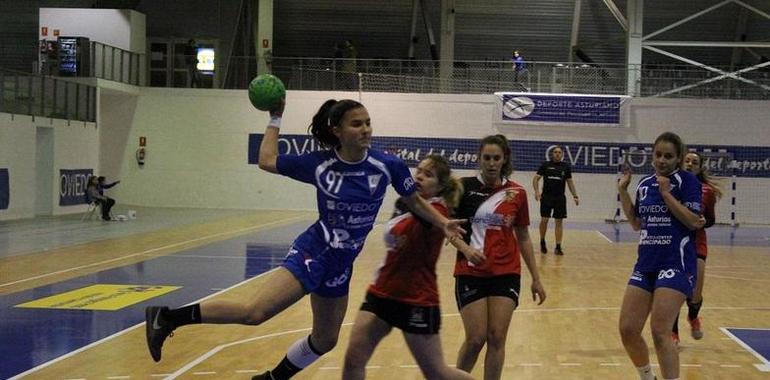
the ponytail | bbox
[308,99,364,149]
[441,176,464,209]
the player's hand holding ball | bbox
[248,74,286,116]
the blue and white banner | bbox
[248,134,770,178]
[59,169,92,206]
[0,168,9,210]
[496,92,629,126]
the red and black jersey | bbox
[695,183,717,257]
[368,197,448,306]
[454,175,530,277]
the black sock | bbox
[556,243,562,249]
[271,336,323,379]
[164,304,202,327]
[687,299,703,320]
[672,311,679,334]
[540,239,546,246]
[270,356,302,380]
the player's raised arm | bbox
[257,100,285,174]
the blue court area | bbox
[594,223,770,248]
[723,328,770,372]
[0,221,309,380]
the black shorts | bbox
[454,274,521,310]
[360,292,441,335]
[540,195,567,219]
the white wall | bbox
[39,8,146,53]
[0,114,36,220]
[3,90,767,224]
[103,89,770,225]
[0,113,98,220]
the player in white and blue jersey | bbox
[617,132,704,380]
[144,98,465,380]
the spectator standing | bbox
[512,50,526,82]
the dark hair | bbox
[685,151,723,199]
[97,176,105,182]
[308,99,364,149]
[479,134,513,179]
[423,154,463,208]
[654,131,686,168]
[549,145,563,159]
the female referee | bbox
[144,99,465,380]
[618,132,704,380]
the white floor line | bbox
[595,230,614,243]
[191,371,217,375]
[720,327,770,372]
[0,215,307,288]
[7,267,281,380]
[318,366,342,370]
[165,323,352,379]
[234,370,260,374]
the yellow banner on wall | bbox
[16,284,181,311]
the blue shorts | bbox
[627,266,695,298]
[282,234,355,298]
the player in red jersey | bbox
[343,155,478,380]
[453,135,546,380]
[672,151,722,342]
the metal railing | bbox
[0,68,96,122]
[90,41,145,86]
[224,56,770,100]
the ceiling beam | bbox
[569,0,582,63]
[602,0,628,31]
[643,0,732,41]
[644,45,770,94]
[733,0,770,20]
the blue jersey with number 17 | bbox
[633,169,702,273]
[276,148,416,267]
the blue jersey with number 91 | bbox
[633,169,702,273]
[277,148,416,267]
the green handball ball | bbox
[248,74,285,111]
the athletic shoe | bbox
[252,371,275,380]
[689,317,704,340]
[540,241,548,254]
[672,332,680,345]
[555,246,564,256]
[145,306,174,362]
